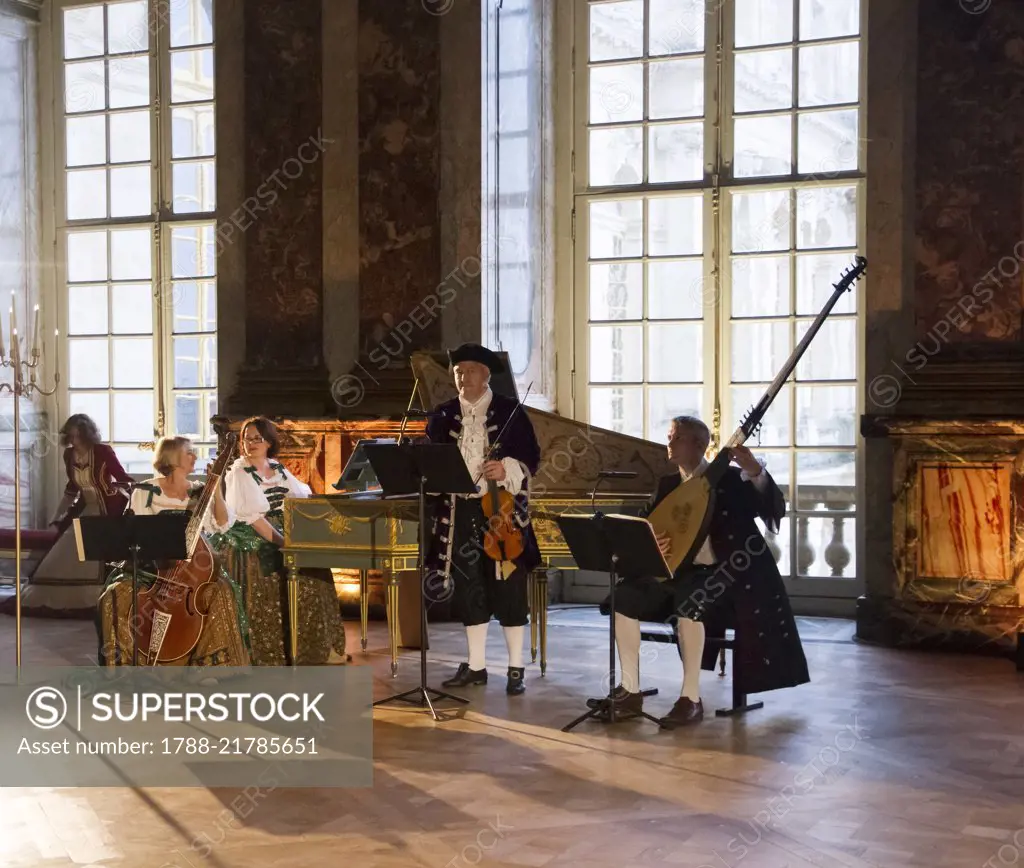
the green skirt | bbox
[210,521,346,665]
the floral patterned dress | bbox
[96,479,251,667]
[212,457,346,665]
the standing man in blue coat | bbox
[424,343,542,695]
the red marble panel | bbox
[915,4,1024,342]
[917,462,1010,581]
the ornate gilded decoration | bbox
[531,517,565,551]
[328,513,353,537]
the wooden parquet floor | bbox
[0,606,1022,868]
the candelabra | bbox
[1,294,59,668]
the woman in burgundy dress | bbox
[13,414,133,617]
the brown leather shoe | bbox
[593,689,643,720]
[661,697,704,728]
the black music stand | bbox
[363,442,478,720]
[332,437,393,491]
[555,513,671,732]
[73,514,189,666]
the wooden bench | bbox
[639,621,764,717]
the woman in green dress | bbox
[96,436,251,667]
[213,416,346,665]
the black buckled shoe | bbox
[587,684,628,709]
[442,662,487,687]
[506,667,525,695]
[593,688,643,721]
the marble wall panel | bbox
[915,3,1024,341]
[918,462,1011,581]
[358,0,441,360]
[242,0,324,371]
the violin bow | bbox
[470,381,534,488]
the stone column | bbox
[439,0,483,349]
[216,0,483,420]
[344,0,483,417]
[357,0,441,363]
[322,0,360,389]
[219,0,331,417]
[857,0,918,642]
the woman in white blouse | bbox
[96,436,251,667]
[215,416,347,665]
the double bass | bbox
[647,256,867,578]
[129,435,237,663]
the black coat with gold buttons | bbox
[647,466,811,696]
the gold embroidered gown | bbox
[12,444,132,616]
[96,480,251,667]
[212,458,346,665]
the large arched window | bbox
[47,0,217,471]
[570,0,864,595]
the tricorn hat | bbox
[447,342,505,374]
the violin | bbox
[129,434,237,664]
[472,383,535,574]
[481,455,525,568]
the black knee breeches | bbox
[446,497,529,628]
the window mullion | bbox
[641,0,649,189]
[154,224,167,439]
[153,0,168,440]
[708,0,726,451]
[153,0,167,217]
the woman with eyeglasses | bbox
[212,416,347,665]
[96,436,251,667]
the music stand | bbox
[331,437,393,491]
[363,442,478,720]
[555,513,672,732]
[74,514,189,666]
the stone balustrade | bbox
[763,484,856,579]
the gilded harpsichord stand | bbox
[860,345,1024,664]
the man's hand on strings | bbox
[730,445,762,478]
[655,531,672,556]
[483,460,507,481]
